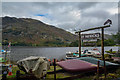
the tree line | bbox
[2,32,120,47]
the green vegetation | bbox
[105,51,117,54]
[3,32,119,47]
[6,65,70,80]
[6,65,25,79]
[105,32,120,46]
[5,65,120,80]
[2,32,119,47]
[69,40,79,47]
[104,39,115,46]
[2,40,69,47]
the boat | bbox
[112,57,120,63]
[17,56,50,78]
[57,59,97,72]
[112,52,120,63]
[77,57,119,67]
[66,51,87,59]
[66,48,101,59]
[83,49,101,58]
[57,57,119,72]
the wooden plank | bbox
[76,25,110,33]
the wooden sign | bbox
[83,39,98,42]
[81,33,100,39]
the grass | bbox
[3,62,120,80]
[7,65,25,79]
[41,66,71,79]
[74,77,93,80]
[46,73,71,79]
[74,71,120,80]
[47,66,62,72]
[105,51,117,54]
[6,65,71,80]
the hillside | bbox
[2,16,78,46]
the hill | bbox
[2,16,78,46]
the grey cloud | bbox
[82,10,111,19]
[2,2,118,34]
[77,2,98,9]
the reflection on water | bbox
[5,46,118,62]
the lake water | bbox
[6,46,119,62]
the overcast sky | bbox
[2,2,119,34]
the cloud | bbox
[2,2,118,34]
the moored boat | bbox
[66,48,101,59]
[66,51,86,59]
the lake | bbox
[4,46,119,62]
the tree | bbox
[112,32,120,45]
[104,39,115,46]
[69,40,78,47]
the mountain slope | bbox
[2,16,78,46]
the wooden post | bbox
[101,28,106,78]
[54,58,56,80]
[79,32,81,57]
[97,60,100,79]
[101,28,104,60]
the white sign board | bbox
[81,33,100,39]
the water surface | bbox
[6,46,118,61]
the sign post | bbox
[75,25,110,78]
